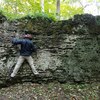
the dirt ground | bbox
[0,82,100,100]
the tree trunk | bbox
[40,0,44,12]
[56,0,60,20]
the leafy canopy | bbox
[0,0,88,20]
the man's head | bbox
[23,34,32,40]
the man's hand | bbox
[11,35,15,38]
[11,31,16,38]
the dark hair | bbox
[24,30,34,34]
[24,30,29,34]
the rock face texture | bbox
[0,13,100,86]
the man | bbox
[10,33,39,78]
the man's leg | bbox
[26,56,39,75]
[11,56,24,77]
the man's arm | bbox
[11,38,22,45]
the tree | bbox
[56,0,60,20]
[40,0,44,12]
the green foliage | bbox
[0,0,93,20]
[25,12,56,21]
[61,3,83,19]
[44,0,56,18]
[0,0,84,20]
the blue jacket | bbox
[12,38,37,56]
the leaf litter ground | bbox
[0,82,100,100]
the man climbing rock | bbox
[10,32,39,78]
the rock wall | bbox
[0,13,100,86]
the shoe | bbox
[34,72,39,75]
[10,73,15,78]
